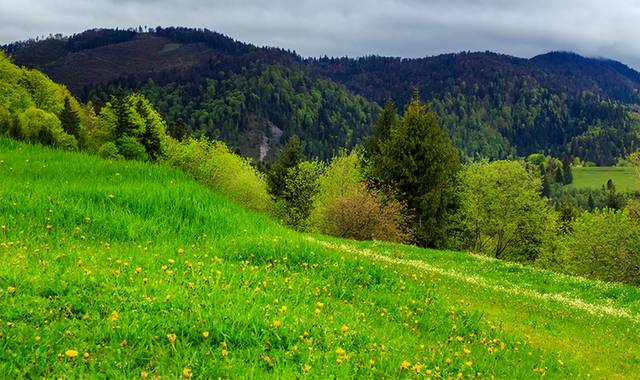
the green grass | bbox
[568,166,640,191]
[1,138,640,379]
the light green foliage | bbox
[1,139,640,378]
[162,137,272,213]
[552,209,640,285]
[95,93,167,160]
[18,107,77,149]
[97,141,123,160]
[0,52,86,148]
[454,160,555,263]
[309,150,364,232]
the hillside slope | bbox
[1,138,639,378]
[6,28,640,163]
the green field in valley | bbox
[1,138,640,379]
[568,166,640,191]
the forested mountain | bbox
[5,27,640,163]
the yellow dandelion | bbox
[221,349,229,358]
[135,267,142,274]
[456,336,464,342]
[281,305,287,313]
[182,368,192,378]
[166,294,171,302]
[65,350,79,359]
[202,331,209,339]
[168,258,175,265]
[264,355,271,364]
[465,361,473,367]
[400,360,411,370]
[177,248,184,255]
[110,311,119,322]
[140,370,149,378]
[7,286,16,294]
[167,333,177,344]
[335,347,346,356]
[273,319,282,328]
[463,348,471,355]
[83,352,90,359]
[369,359,375,366]
[341,325,348,334]
[413,363,423,373]
[35,336,41,343]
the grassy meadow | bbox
[1,138,640,379]
[568,166,640,191]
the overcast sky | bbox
[2,0,640,69]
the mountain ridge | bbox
[5,27,640,164]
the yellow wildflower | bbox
[110,311,119,322]
[182,368,192,378]
[167,333,177,344]
[335,347,346,356]
[341,325,348,334]
[400,360,411,370]
[65,350,79,359]
[202,331,209,339]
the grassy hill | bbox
[568,166,640,192]
[1,139,640,378]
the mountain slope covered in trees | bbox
[5,27,640,163]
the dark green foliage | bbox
[604,184,627,210]
[274,160,323,230]
[365,100,397,160]
[562,159,573,184]
[267,136,304,199]
[59,97,79,136]
[367,99,460,247]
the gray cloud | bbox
[1,0,640,69]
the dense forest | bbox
[4,27,640,163]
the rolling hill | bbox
[1,138,640,378]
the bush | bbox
[309,150,363,232]
[163,137,272,213]
[453,160,555,263]
[324,183,412,243]
[98,142,123,160]
[551,209,640,285]
[117,136,148,161]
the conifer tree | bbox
[368,97,460,247]
[59,97,80,137]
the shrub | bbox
[162,137,272,213]
[324,183,412,243]
[309,150,363,232]
[453,160,555,263]
[98,142,123,160]
[552,209,640,285]
[117,136,148,161]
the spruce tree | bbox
[267,135,304,199]
[368,98,460,247]
[562,159,573,184]
[60,97,80,137]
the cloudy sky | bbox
[2,0,640,68]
